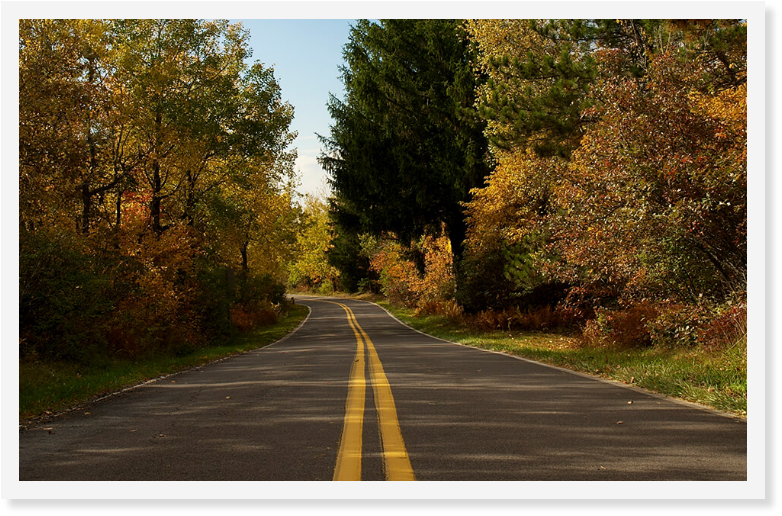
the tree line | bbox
[20,19,300,362]
[20,19,748,364]
[302,19,747,350]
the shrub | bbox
[646,303,705,348]
[454,249,515,313]
[697,298,747,351]
[19,230,116,363]
[370,233,455,309]
[229,301,280,333]
[318,279,335,295]
[580,297,747,351]
[240,273,287,306]
[581,302,659,348]
[414,299,443,317]
[461,304,576,333]
[193,265,236,343]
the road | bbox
[19,296,747,481]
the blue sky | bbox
[233,19,354,198]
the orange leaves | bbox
[20,19,299,363]
[367,233,454,309]
[229,302,279,333]
[463,36,746,305]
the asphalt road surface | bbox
[19,296,747,481]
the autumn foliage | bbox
[365,232,456,313]
[460,19,747,348]
[20,18,749,363]
[19,20,298,363]
[325,19,747,352]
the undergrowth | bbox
[19,303,310,423]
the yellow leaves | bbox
[687,83,747,143]
[465,149,563,251]
[367,232,454,308]
[287,193,340,288]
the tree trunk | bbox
[151,110,163,234]
[240,241,250,274]
[80,182,91,234]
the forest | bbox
[20,18,747,370]
[311,19,747,352]
[20,19,300,363]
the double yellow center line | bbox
[329,302,415,481]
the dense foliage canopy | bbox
[20,18,748,363]
[20,19,299,362]
[318,18,746,350]
[319,19,490,261]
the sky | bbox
[232,19,354,199]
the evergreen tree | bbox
[319,19,490,264]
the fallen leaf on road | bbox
[616,421,624,425]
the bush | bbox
[461,304,580,333]
[581,302,659,348]
[455,249,515,313]
[193,265,237,343]
[578,295,748,351]
[231,272,288,332]
[318,279,335,295]
[239,273,287,306]
[697,298,747,351]
[20,230,116,363]
[370,233,455,309]
[646,303,705,348]
[229,301,280,333]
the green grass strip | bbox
[379,301,746,417]
[19,304,310,423]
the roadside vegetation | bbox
[293,19,748,416]
[19,303,308,422]
[298,289,746,416]
[379,302,747,417]
[19,20,304,422]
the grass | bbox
[379,301,747,418]
[19,303,310,423]
[35,290,743,422]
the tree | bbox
[462,19,746,311]
[320,19,490,264]
[110,19,254,235]
[19,18,300,361]
[287,194,340,291]
[549,45,746,302]
[467,19,661,159]
[19,19,124,234]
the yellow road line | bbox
[355,313,416,481]
[329,301,415,481]
[332,305,366,481]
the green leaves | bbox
[321,19,489,261]
[462,19,746,311]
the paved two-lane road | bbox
[19,296,746,481]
